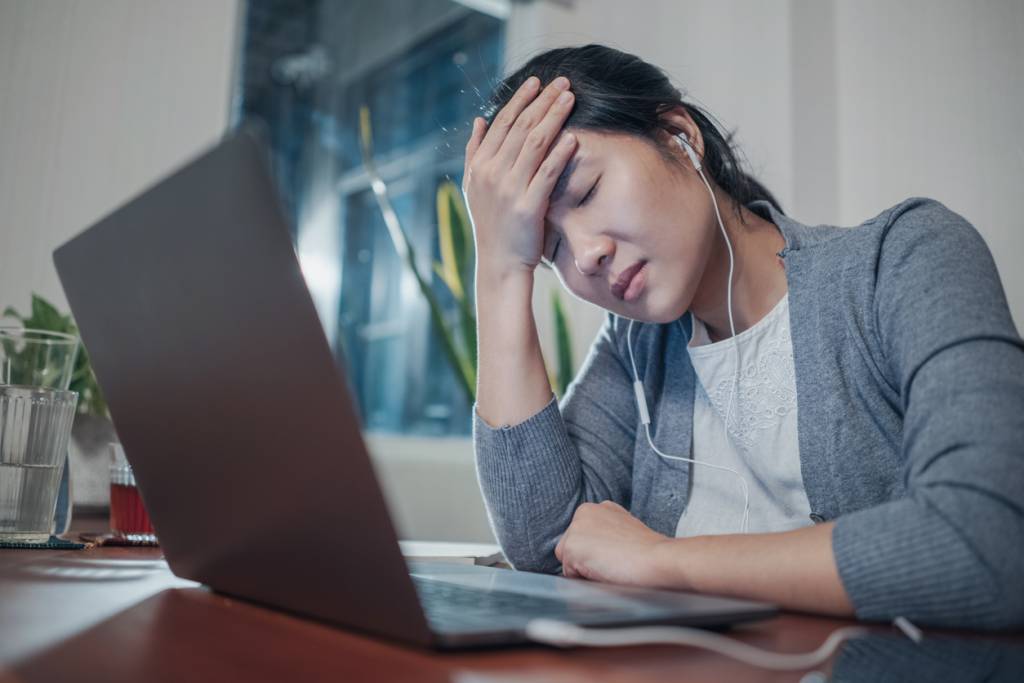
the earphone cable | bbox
[696,162,748,533]
[627,318,750,533]
[623,136,751,533]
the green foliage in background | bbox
[359,106,575,405]
[551,291,574,396]
[2,294,108,417]
[434,180,478,397]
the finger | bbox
[524,132,577,206]
[474,76,540,161]
[554,532,566,561]
[463,117,485,171]
[560,551,578,578]
[508,89,574,179]
[494,77,571,168]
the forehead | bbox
[550,155,583,203]
[549,131,607,200]
[550,131,654,201]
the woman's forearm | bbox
[654,522,855,617]
[475,267,554,428]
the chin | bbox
[614,292,687,325]
[620,266,691,324]
[641,304,687,324]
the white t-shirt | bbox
[675,293,813,537]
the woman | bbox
[463,44,1024,630]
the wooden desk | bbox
[3,523,1023,682]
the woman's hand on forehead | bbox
[462,75,578,275]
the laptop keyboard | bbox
[412,576,628,631]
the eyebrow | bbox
[550,156,581,204]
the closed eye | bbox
[578,177,599,206]
[548,177,597,262]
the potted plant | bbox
[358,107,576,405]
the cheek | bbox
[553,263,578,293]
[554,264,603,303]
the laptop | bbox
[52,129,777,649]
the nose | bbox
[573,235,615,276]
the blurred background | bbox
[1,0,1022,542]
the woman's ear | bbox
[658,106,704,161]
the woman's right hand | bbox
[462,75,578,279]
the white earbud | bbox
[676,133,703,172]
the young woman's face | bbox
[541,130,716,324]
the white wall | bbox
[0,0,241,314]
[833,0,1024,327]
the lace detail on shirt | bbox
[696,318,798,452]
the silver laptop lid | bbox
[53,130,433,646]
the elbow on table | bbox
[984,561,1024,631]
[951,516,1024,630]
[834,506,1024,631]
[507,553,561,575]
[901,546,1024,631]
[500,539,561,575]
[489,525,562,575]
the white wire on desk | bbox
[525,618,870,670]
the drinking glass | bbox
[0,327,80,542]
[0,327,79,389]
[0,386,78,541]
[109,443,156,542]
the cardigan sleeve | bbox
[473,312,638,573]
[831,198,1024,630]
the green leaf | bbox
[435,181,479,381]
[418,272,475,405]
[360,109,475,405]
[435,183,465,300]
[456,293,477,387]
[431,260,460,301]
[1,293,108,417]
[552,290,574,397]
[30,294,67,332]
[454,190,474,294]
[2,305,25,322]
[446,181,475,301]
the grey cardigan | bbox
[473,197,1024,630]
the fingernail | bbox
[524,76,539,90]
[553,76,570,90]
[558,90,574,104]
[563,133,576,145]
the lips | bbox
[611,260,647,300]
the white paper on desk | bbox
[398,541,502,565]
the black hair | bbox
[485,44,783,215]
